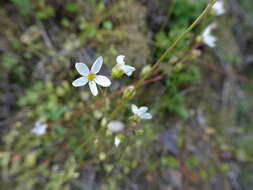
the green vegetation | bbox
[1,0,253,189]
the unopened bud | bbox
[123,86,136,100]
[112,64,124,78]
[129,114,140,125]
[141,65,152,76]
[191,49,202,59]
[196,36,203,44]
[100,117,108,127]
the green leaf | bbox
[64,3,80,12]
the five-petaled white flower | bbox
[72,56,111,96]
[116,55,136,76]
[131,104,152,120]
[212,1,226,16]
[31,121,48,136]
[202,24,216,48]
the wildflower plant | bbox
[1,0,223,189]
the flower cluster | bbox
[71,55,153,119]
[72,55,136,96]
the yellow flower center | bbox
[87,73,96,82]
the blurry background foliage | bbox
[1,0,253,189]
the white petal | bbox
[121,65,136,76]
[94,75,111,87]
[91,56,103,74]
[88,81,98,96]
[107,120,125,132]
[202,25,216,48]
[140,112,152,120]
[75,63,89,76]
[131,104,138,114]
[72,77,88,87]
[203,35,216,47]
[114,137,121,147]
[138,106,148,115]
[212,1,225,16]
[116,55,125,65]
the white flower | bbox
[31,121,48,136]
[72,56,111,96]
[212,1,225,16]
[131,104,152,120]
[116,55,136,76]
[107,120,125,132]
[114,137,121,147]
[202,24,216,48]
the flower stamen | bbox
[87,73,96,82]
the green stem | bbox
[104,137,130,182]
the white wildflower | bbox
[114,137,121,147]
[202,24,216,48]
[72,56,111,96]
[31,121,48,136]
[107,120,125,132]
[116,55,136,76]
[131,104,152,120]
[212,1,226,16]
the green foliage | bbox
[2,54,19,69]
[154,0,206,59]
[162,156,178,168]
[36,5,55,19]
[18,81,71,122]
[64,2,80,12]
[10,0,33,15]
[163,65,200,119]
[2,0,252,189]
[171,0,207,28]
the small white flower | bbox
[116,55,136,76]
[212,1,226,16]
[72,56,111,96]
[202,24,216,48]
[31,121,48,136]
[107,120,125,132]
[114,137,121,147]
[131,104,152,120]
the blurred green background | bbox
[1,0,253,189]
